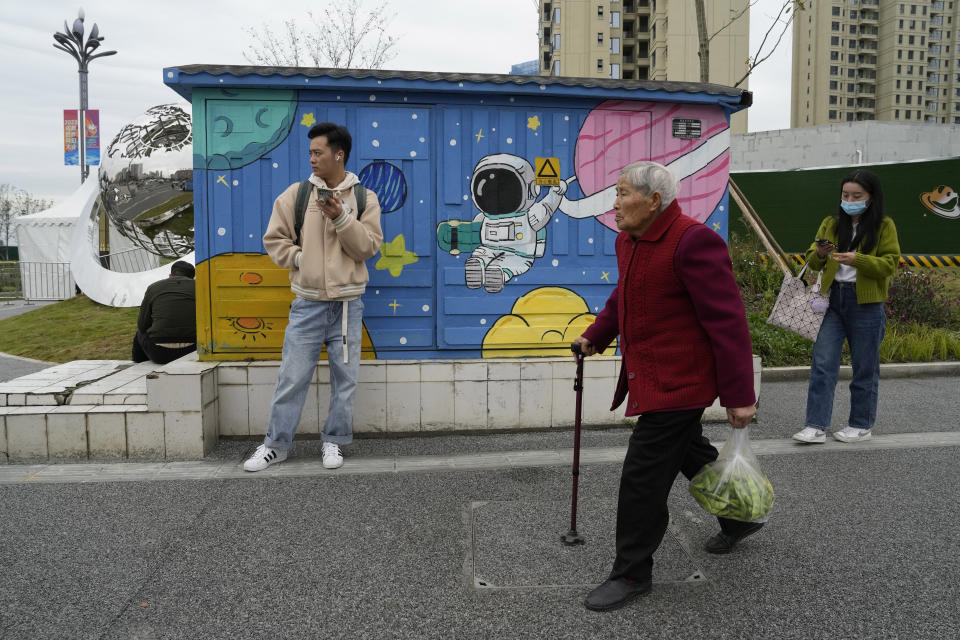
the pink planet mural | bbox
[572,100,731,229]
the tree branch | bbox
[706,0,757,46]
[734,1,799,87]
[242,1,397,69]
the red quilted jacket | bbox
[582,201,755,416]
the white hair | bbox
[619,161,678,212]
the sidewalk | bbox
[1,428,958,484]
[0,300,57,383]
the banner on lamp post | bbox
[64,109,79,166]
[84,109,100,166]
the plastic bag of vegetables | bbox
[689,427,774,523]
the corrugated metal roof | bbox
[164,65,752,107]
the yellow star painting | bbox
[301,112,317,127]
[527,115,541,131]
[375,234,419,277]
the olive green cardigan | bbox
[803,216,901,304]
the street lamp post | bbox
[53,8,116,183]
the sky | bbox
[0,0,793,203]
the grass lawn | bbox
[0,295,137,363]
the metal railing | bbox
[99,247,161,274]
[0,262,22,300]
[3,247,163,303]
[18,262,74,301]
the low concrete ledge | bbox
[2,352,764,463]
[146,354,220,458]
[0,360,133,407]
[216,354,763,436]
[0,405,168,462]
[215,356,634,438]
[761,361,960,382]
[0,353,221,463]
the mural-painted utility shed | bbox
[163,65,750,361]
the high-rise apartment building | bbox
[538,1,750,131]
[793,0,960,127]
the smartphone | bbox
[815,238,836,248]
[316,188,334,205]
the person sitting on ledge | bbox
[132,260,197,365]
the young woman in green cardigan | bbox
[793,170,901,444]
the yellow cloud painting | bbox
[481,287,616,358]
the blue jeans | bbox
[805,283,886,430]
[263,297,364,450]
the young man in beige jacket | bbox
[244,122,383,471]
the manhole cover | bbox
[469,499,707,589]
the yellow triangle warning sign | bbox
[535,157,560,186]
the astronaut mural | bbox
[164,66,746,360]
[438,153,568,293]
[436,100,731,298]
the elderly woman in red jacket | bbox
[574,161,758,612]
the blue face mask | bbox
[840,200,868,216]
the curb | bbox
[761,361,960,382]
[3,431,958,485]
[0,351,57,365]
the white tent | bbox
[14,180,98,300]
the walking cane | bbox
[561,341,586,546]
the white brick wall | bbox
[1,354,762,462]
[6,410,49,460]
[732,121,960,172]
[46,410,88,460]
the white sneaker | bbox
[792,427,826,444]
[322,442,344,469]
[243,444,287,471]
[833,427,872,442]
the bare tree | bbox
[695,0,806,87]
[242,1,398,69]
[0,184,53,260]
[0,184,12,260]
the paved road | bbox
[1,372,958,639]
[1,445,957,639]
[0,300,56,382]
[0,299,54,322]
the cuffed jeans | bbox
[805,283,886,430]
[263,297,363,450]
[610,409,757,582]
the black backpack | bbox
[293,181,368,246]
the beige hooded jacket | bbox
[263,173,383,301]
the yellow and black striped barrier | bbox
[898,254,960,268]
[758,254,960,268]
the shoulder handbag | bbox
[766,263,829,341]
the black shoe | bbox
[583,577,652,612]
[704,522,764,554]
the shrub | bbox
[885,265,959,329]
[728,231,786,315]
[734,228,960,365]
[746,312,816,367]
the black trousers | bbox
[132,331,196,365]
[610,408,755,581]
